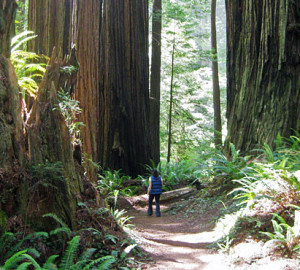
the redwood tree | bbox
[150,0,162,165]
[28,0,152,177]
[1,1,81,230]
[72,0,103,182]
[225,0,300,153]
[99,0,152,176]
[28,0,72,56]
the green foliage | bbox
[159,0,223,161]
[97,169,132,197]
[214,143,253,181]
[261,213,300,257]
[43,213,72,240]
[55,89,84,141]
[15,1,28,34]
[145,160,194,190]
[197,143,254,191]
[11,31,48,98]
[111,244,137,270]
[59,236,80,269]
[110,209,134,229]
[209,135,300,255]
[0,235,117,270]
[42,255,59,269]
[30,161,67,192]
[2,249,40,270]
[217,236,233,253]
[0,231,47,264]
[229,178,262,208]
[31,161,65,182]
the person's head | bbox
[152,169,159,178]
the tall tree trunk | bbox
[0,1,25,170]
[0,0,17,57]
[25,48,82,229]
[99,0,152,176]
[211,0,222,149]
[28,0,72,56]
[150,0,162,166]
[72,0,102,183]
[167,41,175,163]
[225,0,300,153]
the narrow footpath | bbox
[121,188,300,270]
[122,188,229,270]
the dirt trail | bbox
[120,189,300,270]
[123,191,229,270]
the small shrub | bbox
[97,169,132,197]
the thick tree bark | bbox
[225,0,300,153]
[211,0,222,149]
[72,0,102,183]
[25,48,82,229]
[0,0,17,57]
[0,1,24,170]
[150,0,162,165]
[99,0,152,176]
[0,56,25,170]
[28,0,72,56]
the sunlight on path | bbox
[125,207,230,270]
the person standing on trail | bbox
[147,169,163,217]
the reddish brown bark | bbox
[72,0,102,182]
[99,0,152,176]
[28,0,72,56]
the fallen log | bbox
[124,187,196,207]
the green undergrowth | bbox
[0,208,145,269]
[204,134,300,259]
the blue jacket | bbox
[149,176,162,195]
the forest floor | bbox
[119,188,300,270]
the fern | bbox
[11,31,37,52]
[43,213,72,239]
[82,255,116,270]
[2,250,28,269]
[42,254,59,269]
[59,236,80,270]
[11,31,48,98]
[21,254,41,270]
[0,232,15,260]
[263,143,275,163]
[69,248,96,270]
[15,262,32,270]
[78,248,96,261]
[4,232,46,260]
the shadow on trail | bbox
[146,238,212,249]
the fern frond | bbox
[82,255,116,270]
[49,227,72,238]
[11,31,37,52]
[22,254,41,269]
[78,248,96,261]
[68,248,96,270]
[43,213,68,227]
[15,262,32,270]
[60,236,80,270]
[3,250,28,269]
[43,213,71,237]
[42,254,59,269]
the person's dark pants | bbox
[148,194,161,217]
